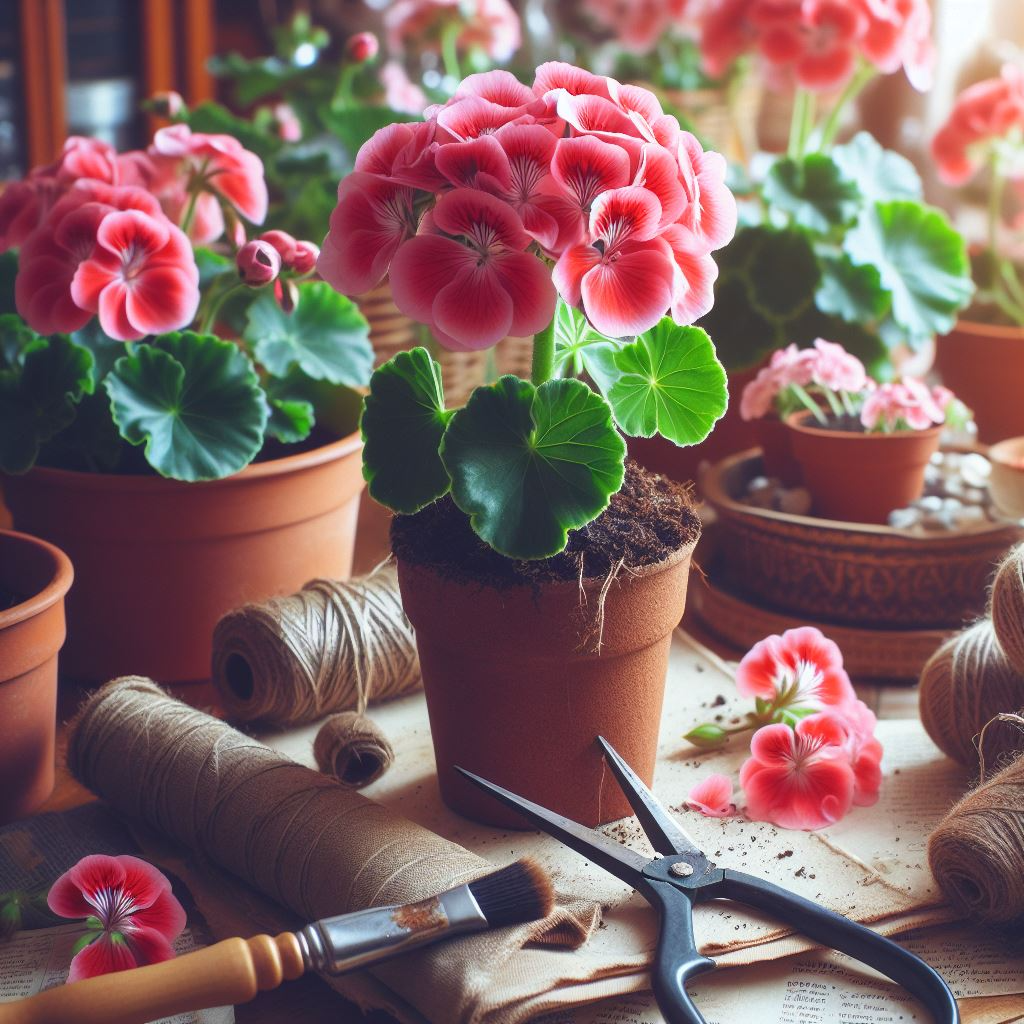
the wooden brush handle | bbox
[0,933,306,1024]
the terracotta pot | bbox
[2,433,364,685]
[988,436,1024,519]
[786,412,941,524]
[0,530,73,823]
[755,416,802,486]
[396,541,696,829]
[935,320,1024,444]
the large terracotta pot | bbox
[934,320,1024,444]
[396,541,696,829]
[786,412,941,524]
[0,530,73,822]
[2,434,364,685]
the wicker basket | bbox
[662,80,762,163]
[356,282,536,407]
[701,449,1024,630]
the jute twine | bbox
[927,714,1024,926]
[314,711,394,789]
[919,544,1024,765]
[211,563,420,728]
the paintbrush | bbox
[1,858,553,1024]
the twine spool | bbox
[927,714,1024,926]
[314,711,394,789]
[990,547,1024,676]
[211,564,420,727]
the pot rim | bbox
[0,529,74,631]
[946,318,1024,342]
[990,436,1024,470]
[11,430,363,493]
[785,409,943,442]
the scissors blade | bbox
[455,767,650,885]
[596,736,706,861]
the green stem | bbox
[199,281,247,335]
[787,90,810,160]
[180,188,201,237]
[818,62,877,151]
[789,382,828,425]
[530,317,556,387]
[332,63,360,111]
[440,20,462,83]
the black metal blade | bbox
[454,767,649,885]
[596,736,706,861]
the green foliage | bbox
[361,348,454,514]
[831,132,923,204]
[440,376,626,559]
[764,154,862,233]
[105,332,268,481]
[815,254,890,325]
[266,397,315,444]
[244,281,374,387]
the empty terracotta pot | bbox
[396,541,696,829]
[786,411,941,524]
[2,433,364,685]
[935,320,1024,444]
[0,530,73,823]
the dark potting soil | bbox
[390,460,700,587]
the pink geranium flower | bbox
[0,177,65,250]
[737,626,856,712]
[47,855,186,982]
[686,774,737,817]
[70,209,200,341]
[584,0,690,55]
[810,338,867,394]
[739,343,818,421]
[859,377,945,432]
[857,0,936,92]
[740,715,855,830]
[673,133,738,254]
[384,0,520,63]
[380,62,429,117]
[834,698,884,806]
[388,188,556,350]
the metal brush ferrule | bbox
[298,885,489,976]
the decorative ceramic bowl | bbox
[988,437,1024,520]
[701,450,1024,630]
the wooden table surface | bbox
[18,498,1018,1023]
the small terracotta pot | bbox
[396,541,696,829]
[786,411,941,524]
[935,320,1024,444]
[755,416,802,485]
[0,530,73,823]
[988,436,1024,519]
[2,433,364,685]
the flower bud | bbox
[345,31,379,63]
[237,240,281,287]
[273,103,302,143]
[259,229,297,266]
[290,240,320,275]
[275,276,299,313]
[683,723,728,749]
[150,90,185,118]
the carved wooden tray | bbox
[701,450,1024,631]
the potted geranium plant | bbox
[633,0,974,483]
[765,341,971,523]
[319,62,734,828]
[0,127,374,685]
[931,64,1024,444]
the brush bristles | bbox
[468,858,554,928]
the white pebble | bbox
[961,454,992,488]
[889,508,920,529]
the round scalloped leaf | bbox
[815,253,890,325]
[763,154,862,233]
[845,200,974,345]
[360,347,453,514]
[832,132,922,204]
[606,320,728,446]
[441,376,626,559]
[266,397,315,443]
[105,331,268,481]
[244,280,374,387]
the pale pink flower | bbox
[810,339,867,394]
[584,0,691,55]
[380,61,429,117]
[740,365,781,421]
[384,0,521,63]
[860,377,945,432]
[833,698,884,807]
[686,774,737,817]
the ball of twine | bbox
[314,711,395,789]
[211,563,420,727]
[918,544,1024,766]
[928,714,1024,926]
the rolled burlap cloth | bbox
[66,677,601,1024]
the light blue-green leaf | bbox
[832,131,922,204]
[815,253,891,325]
[763,154,861,233]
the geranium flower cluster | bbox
[384,0,521,65]
[684,626,884,831]
[583,0,691,56]
[317,63,737,349]
[931,64,1024,186]
[701,0,935,93]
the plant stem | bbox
[332,63,360,111]
[818,62,876,151]
[440,20,462,83]
[180,188,201,237]
[984,153,1024,327]
[789,382,828,425]
[530,317,556,387]
[199,281,246,335]
[787,90,809,160]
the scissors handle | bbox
[720,870,960,1024]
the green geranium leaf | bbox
[441,376,626,559]
[105,332,268,481]
[266,397,315,443]
[361,347,453,514]
[71,320,125,386]
[846,200,975,346]
[605,320,728,446]
[186,100,282,161]
[244,281,373,387]
[764,154,861,233]
[193,246,235,289]
[815,253,891,325]
[552,299,618,375]
[832,131,923,204]
[0,324,94,474]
